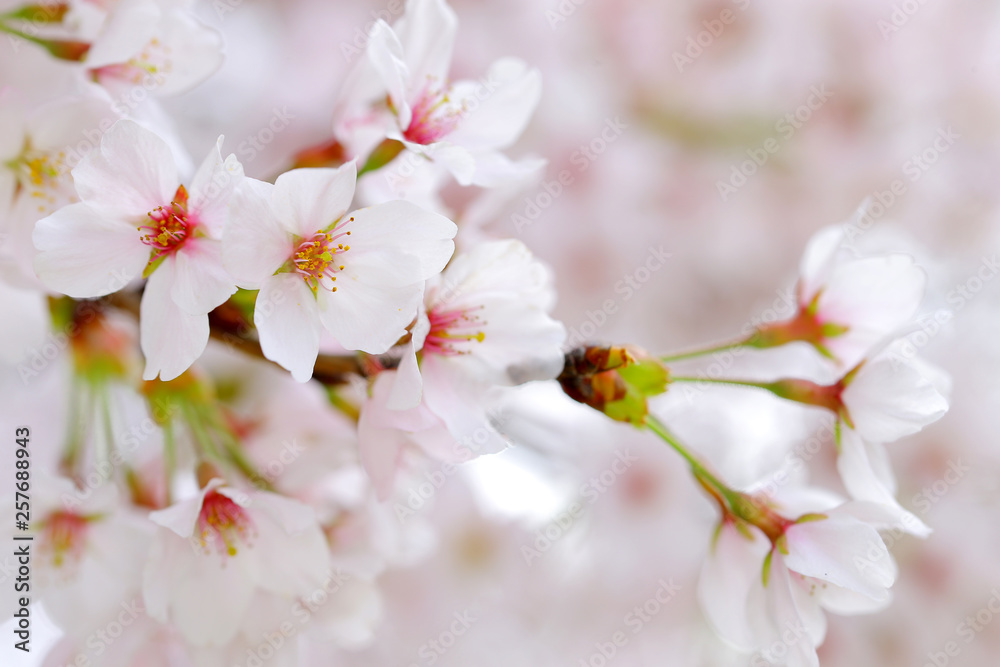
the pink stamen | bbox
[195,490,256,559]
[138,185,194,262]
[402,81,465,145]
[38,511,89,569]
[423,305,487,356]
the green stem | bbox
[670,375,772,390]
[163,420,176,506]
[645,415,740,507]
[659,336,752,363]
[670,375,842,413]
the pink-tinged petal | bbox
[816,580,893,615]
[784,516,896,599]
[316,276,422,354]
[255,274,322,382]
[749,556,822,667]
[73,119,178,218]
[347,200,456,279]
[162,544,256,646]
[140,262,210,381]
[33,202,147,297]
[149,9,224,96]
[253,511,330,596]
[367,21,413,131]
[394,0,457,87]
[819,254,925,335]
[421,358,507,454]
[171,240,237,315]
[409,141,476,185]
[84,0,161,68]
[188,137,244,234]
[387,340,425,410]
[697,522,769,650]
[148,480,223,538]
[448,59,542,151]
[842,349,949,443]
[272,163,358,239]
[469,152,546,188]
[836,428,931,537]
[27,94,118,155]
[223,177,295,287]
[358,373,414,500]
[0,278,49,364]
[798,225,844,301]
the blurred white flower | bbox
[143,479,330,647]
[335,0,544,186]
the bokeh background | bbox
[4,0,1000,665]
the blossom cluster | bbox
[0,1,950,665]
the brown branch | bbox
[101,290,376,384]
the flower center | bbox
[423,305,486,356]
[7,146,70,214]
[38,511,90,570]
[194,490,256,559]
[139,185,193,265]
[402,80,466,145]
[292,224,352,293]
[92,36,173,88]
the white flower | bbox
[85,0,224,96]
[143,479,330,647]
[839,340,950,444]
[0,475,151,637]
[358,239,565,498]
[699,502,897,667]
[335,0,544,186]
[758,216,926,368]
[222,161,457,382]
[33,119,242,381]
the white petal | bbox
[386,340,424,410]
[150,9,224,96]
[394,0,457,87]
[272,163,358,239]
[188,137,244,234]
[358,374,414,500]
[84,0,161,68]
[836,428,931,537]
[254,274,322,382]
[73,119,178,218]
[843,347,949,443]
[223,177,295,287]
[697,523,769,650]
[316,276,422,354]
[448,59,542,151]
[140,262,210,381]
[347,199,456,279]
[33,202,147,297]
[784,516,896,599]
[367,20,413,131]
[798,225,845,301]
[171,240,237,315]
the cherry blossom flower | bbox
[358,239,565,498]
[33,119,243,381]
[222,161,457,382]
[1,474,151,638]
[84,0,224,96]
[700,500,898,667]
[143,479,330,647]
[753,217,926,368]
[335,0,544,186]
